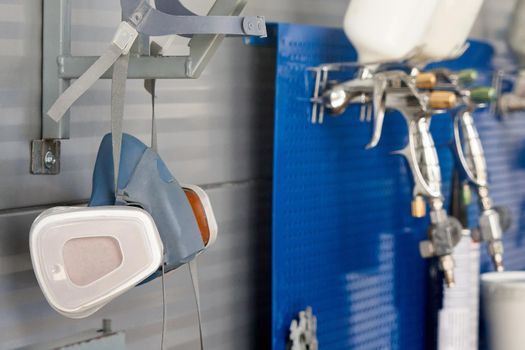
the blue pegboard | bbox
[270,23,523,350]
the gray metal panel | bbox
[0,182,271,350]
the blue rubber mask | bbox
[89,133,205,277]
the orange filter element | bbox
[183,185,218,249]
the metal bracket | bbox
[35,0,252,174]
[30,139,61,175]
[308,62,367,124]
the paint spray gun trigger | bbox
[365,75,388,149]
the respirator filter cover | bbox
[29,206,163,318]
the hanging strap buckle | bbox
[112,21,139,54]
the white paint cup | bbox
[481,271,525,350]
[343,0,439,63]
[418,0,484,61]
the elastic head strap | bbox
[111,53,131,197]
[188,259,205,350]
[144,79,158,152]
[145,79,204,350]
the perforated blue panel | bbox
[270,23,522,350]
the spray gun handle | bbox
[375,73,446,200]
[453,108,511,272]
[372,72,462,287]
[453,109,488,187]
[405,117,443,200]
[391,89,461,287]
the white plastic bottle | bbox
[419,0,484,61]
[509,0,525,67]
[343,0,439,64]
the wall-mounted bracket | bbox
[35,0,258,174]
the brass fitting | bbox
[440,255,456,288]
[429,91,457,110]
[411,195,426,218]
[416,72,437,89]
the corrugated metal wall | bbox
[0,0,516,349]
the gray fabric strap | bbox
[188,259,204,350]
[145,79,203,349]
[47,44,124,122]
[144,79,158,152]
[111,53,130,194]
[160,263,167,350]
[137,14,265,37]
[47,21,138,122]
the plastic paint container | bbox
[419,0,484,61]
[343,0,439,63]
[481,271,525,350]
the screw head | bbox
[44,150,56,169]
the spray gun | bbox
[417,69,512,271]
[319,70,463,287]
